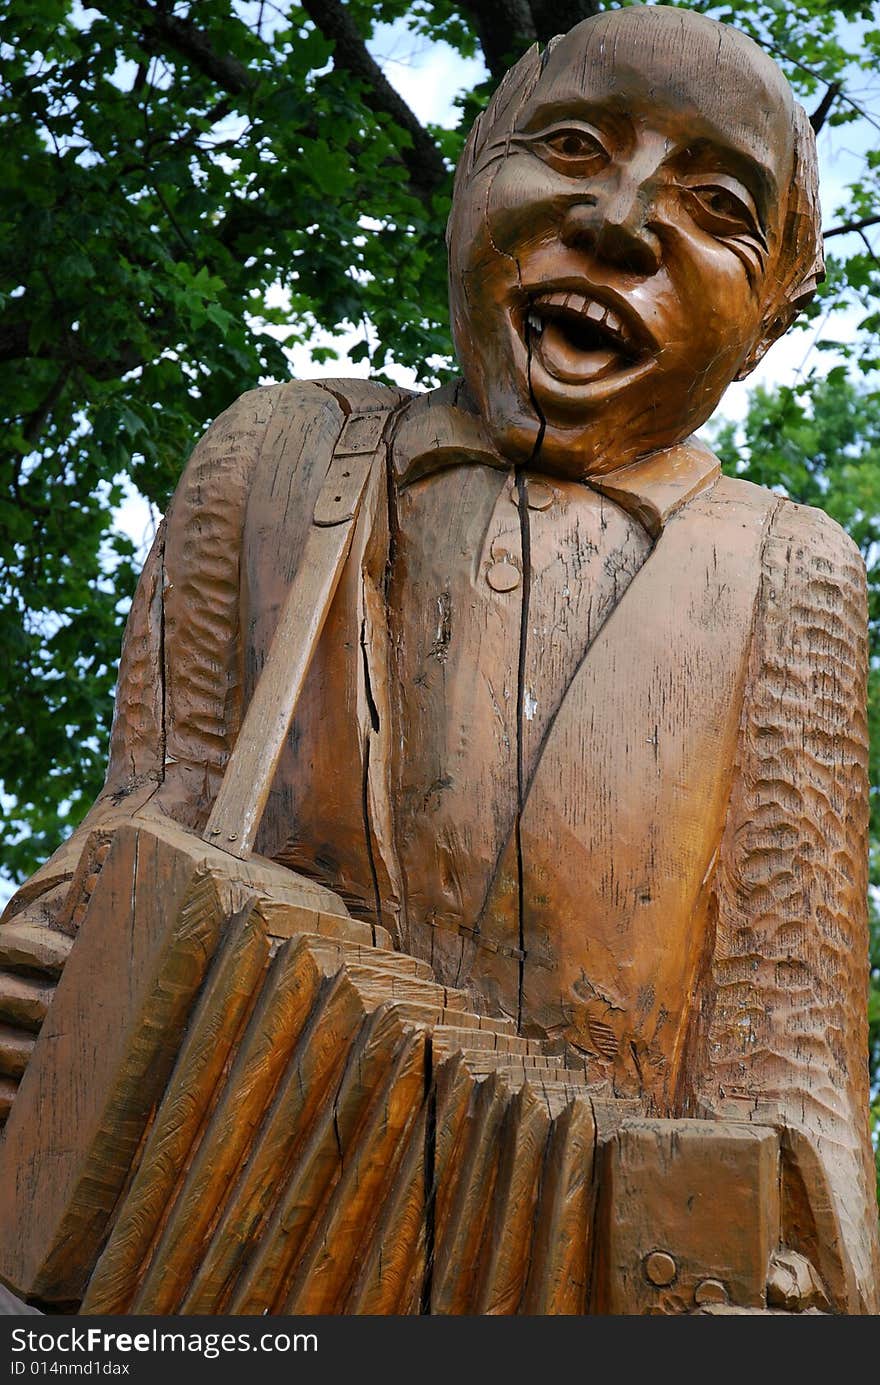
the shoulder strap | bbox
[203,406,393,859]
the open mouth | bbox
[525,290,649,386]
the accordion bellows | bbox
[0,817,803,1316]
[0,818,610,1315]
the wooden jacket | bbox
[2,376,878,1311]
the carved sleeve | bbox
[696,496,880,1311]
[144,383,289,830]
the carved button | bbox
[644,1251,677,1287]
[694,1278,729,1306]
[525,479,554,511]
[486,560,521,592]
[508,479,555,511]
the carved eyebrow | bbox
[669,139,775,224]
[517,99,635,147]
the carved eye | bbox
[682,179,765,248]
[550,130,600,157]
[530,123,610,177]
[695,187,742,218]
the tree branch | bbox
[527,1,601,48]
[299,0,447,198]
[858,228,880,267]
[0,319,144,380]
[111,0,447,202]
[458,1,536,79]
[22,368,72,445]
[810,81,840,134]
[134,0,256,95]
[458,0,600,78]
[824,214,880,240]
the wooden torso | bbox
[242,386,773,1111]
[388,459,651,1002]
[385,420,773,1110]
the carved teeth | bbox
[528,291,635,351]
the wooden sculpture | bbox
[1,5,878,1316]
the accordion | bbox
[0,816,797,1317]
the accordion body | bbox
[0,817,806,1316]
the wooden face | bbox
[448,10,797,475]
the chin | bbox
[477,380,704,480]
[479,402,645,478]
[457,306,730,479]
[537,421,651,477]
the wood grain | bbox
[0,823,228,1303]
[690,498,880,1312]
[0,921,72,975]
[0,1024,36,1079]
[81,900,273,1315]
[475,1080,552,1313]
[595,1119,780,1314]
[130,932,335,1314]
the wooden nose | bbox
[561,200,662,276]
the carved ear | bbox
[735,308,795,380]
[737,102,824,382]
[735,265,823,381]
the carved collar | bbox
[390,382,721,538]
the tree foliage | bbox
[2,2,880,1117]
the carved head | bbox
[447,5,823,475]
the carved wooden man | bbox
[1,5,878,1314]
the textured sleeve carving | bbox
[696,497,879,1311]
[104,520,166,795]
[157,384,287,829]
